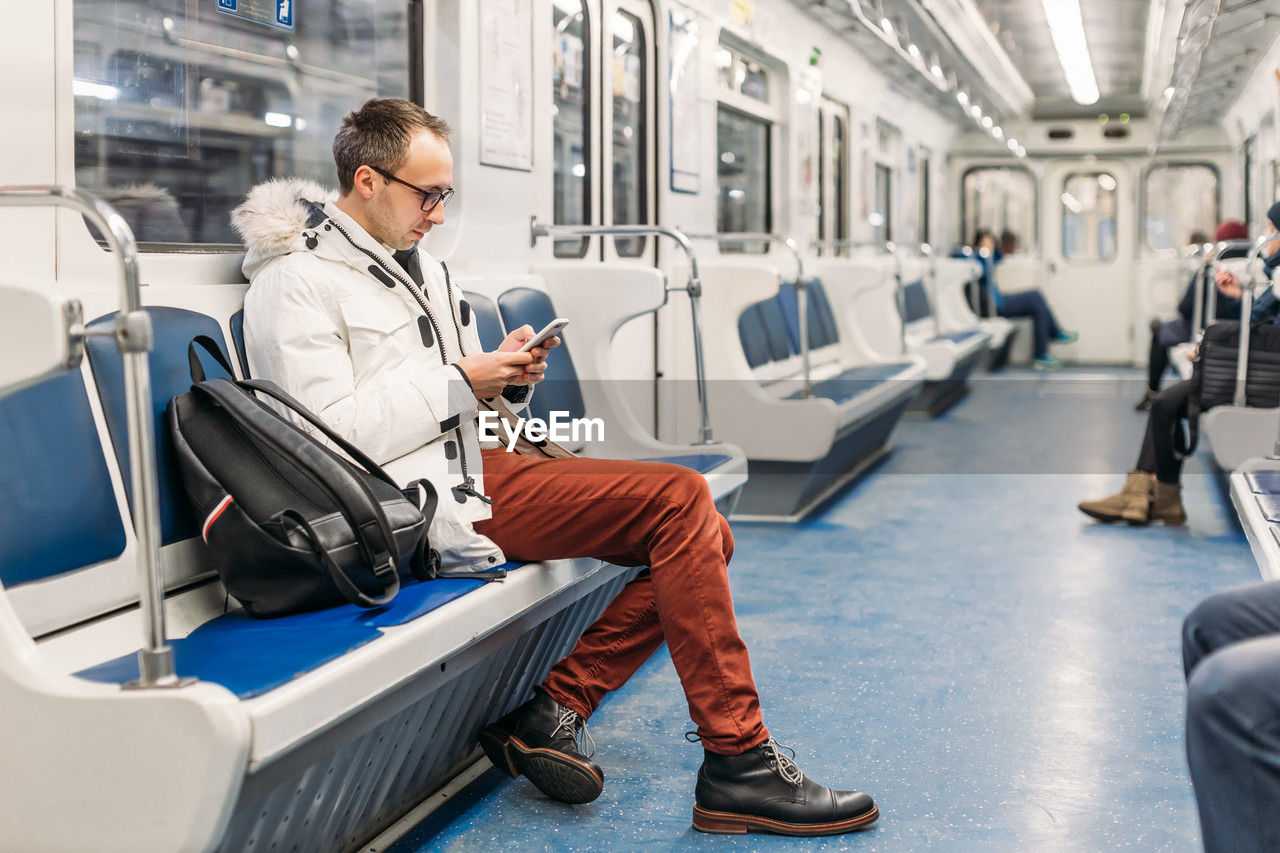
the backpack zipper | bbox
[326,219,490,504]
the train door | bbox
[1041,160,1134,363]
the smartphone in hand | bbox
[518,318,569,352]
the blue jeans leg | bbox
[999,290,1059,358]
[1183,582,1280,852]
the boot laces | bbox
[552,705,595,758]
[763,738,804,787]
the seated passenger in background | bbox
[233,98,878,837]
[1182,580,1280,852]
[1136,220,1249,411]
[970,229,1077,370]
[1078,205,1280,526]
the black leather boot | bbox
[693,738,878,836]
[478,688,604,804]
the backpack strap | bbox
[279,510,399,608]
[235,377,400,488]
[402,478,442,581]
[188,335,237,383]
[194,377,401,604]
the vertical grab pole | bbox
[0,186,182,688]
[781,237,811,399]
[1233,237,1269,408]
[1189,246,1208,338]
[885,242,905,353]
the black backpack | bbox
[168,337,439,617]
[1180,320,1280,455]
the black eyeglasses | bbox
[369,166,455,213]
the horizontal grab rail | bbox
[686,232,813,398]
[0,185,185,689]
[529,221,715,444]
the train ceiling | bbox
[803,0,1280,144]
[970,0,1150,119]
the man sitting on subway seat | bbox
[232,97,878,837]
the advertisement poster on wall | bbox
[480,0,533,170]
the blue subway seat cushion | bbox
[73,574,505,698]
[497,288,586,424]
[85,307,236,545]
[0,370,127,587]
[1246,469,1280,495]
[786,362,917,405]
[1257,494,1280,523]
[934,330,986,346]
[639,454,734,475]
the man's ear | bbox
[351,165,379,200]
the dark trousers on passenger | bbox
[997,290,1061,358]
[1147,317,1192,393]
[474,449,769,755]
[1135,378,1193,484]
[1182,581,1280,852]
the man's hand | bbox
[1217,268,1243,300]
[455,351,535,399]
[496,324,562,386]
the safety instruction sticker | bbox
[216,0,295,31]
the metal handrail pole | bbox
[1190,245,1211,336]
[529,221,715,444]
[885,241,907,353]
[1232,234,1273,407]
[918,243,941,336]
[685,232,812,396]
[0,185,180,688]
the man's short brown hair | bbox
[332,98,453,194]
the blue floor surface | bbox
[393,369,1259,851]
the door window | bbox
[551,0,591,258]
[962,166,1036,252]
[1143,162,1219,252]
[1061,173,1117,262]
[610,9,648,257]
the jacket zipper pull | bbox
[455,478,494,505]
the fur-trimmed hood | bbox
[232,178,337,278]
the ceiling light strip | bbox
[1040,0,1100,106]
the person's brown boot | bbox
[1077,471,1153,524]
[1150,480,1187,526]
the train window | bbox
[962,167,1037,252]
[73,0,412,251]
[716,44,770,104]
[717,107,771,252]
[610,10,647,257]
[1061,173,1117,262]
[552,0,590,258]
[1143,163,1219,252]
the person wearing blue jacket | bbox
[969,229,1076,369]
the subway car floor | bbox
[390,368,1257,852]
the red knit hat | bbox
[1215,220,1248,242]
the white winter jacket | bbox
[232,178,521,574]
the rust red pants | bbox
[474,448,769,755]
